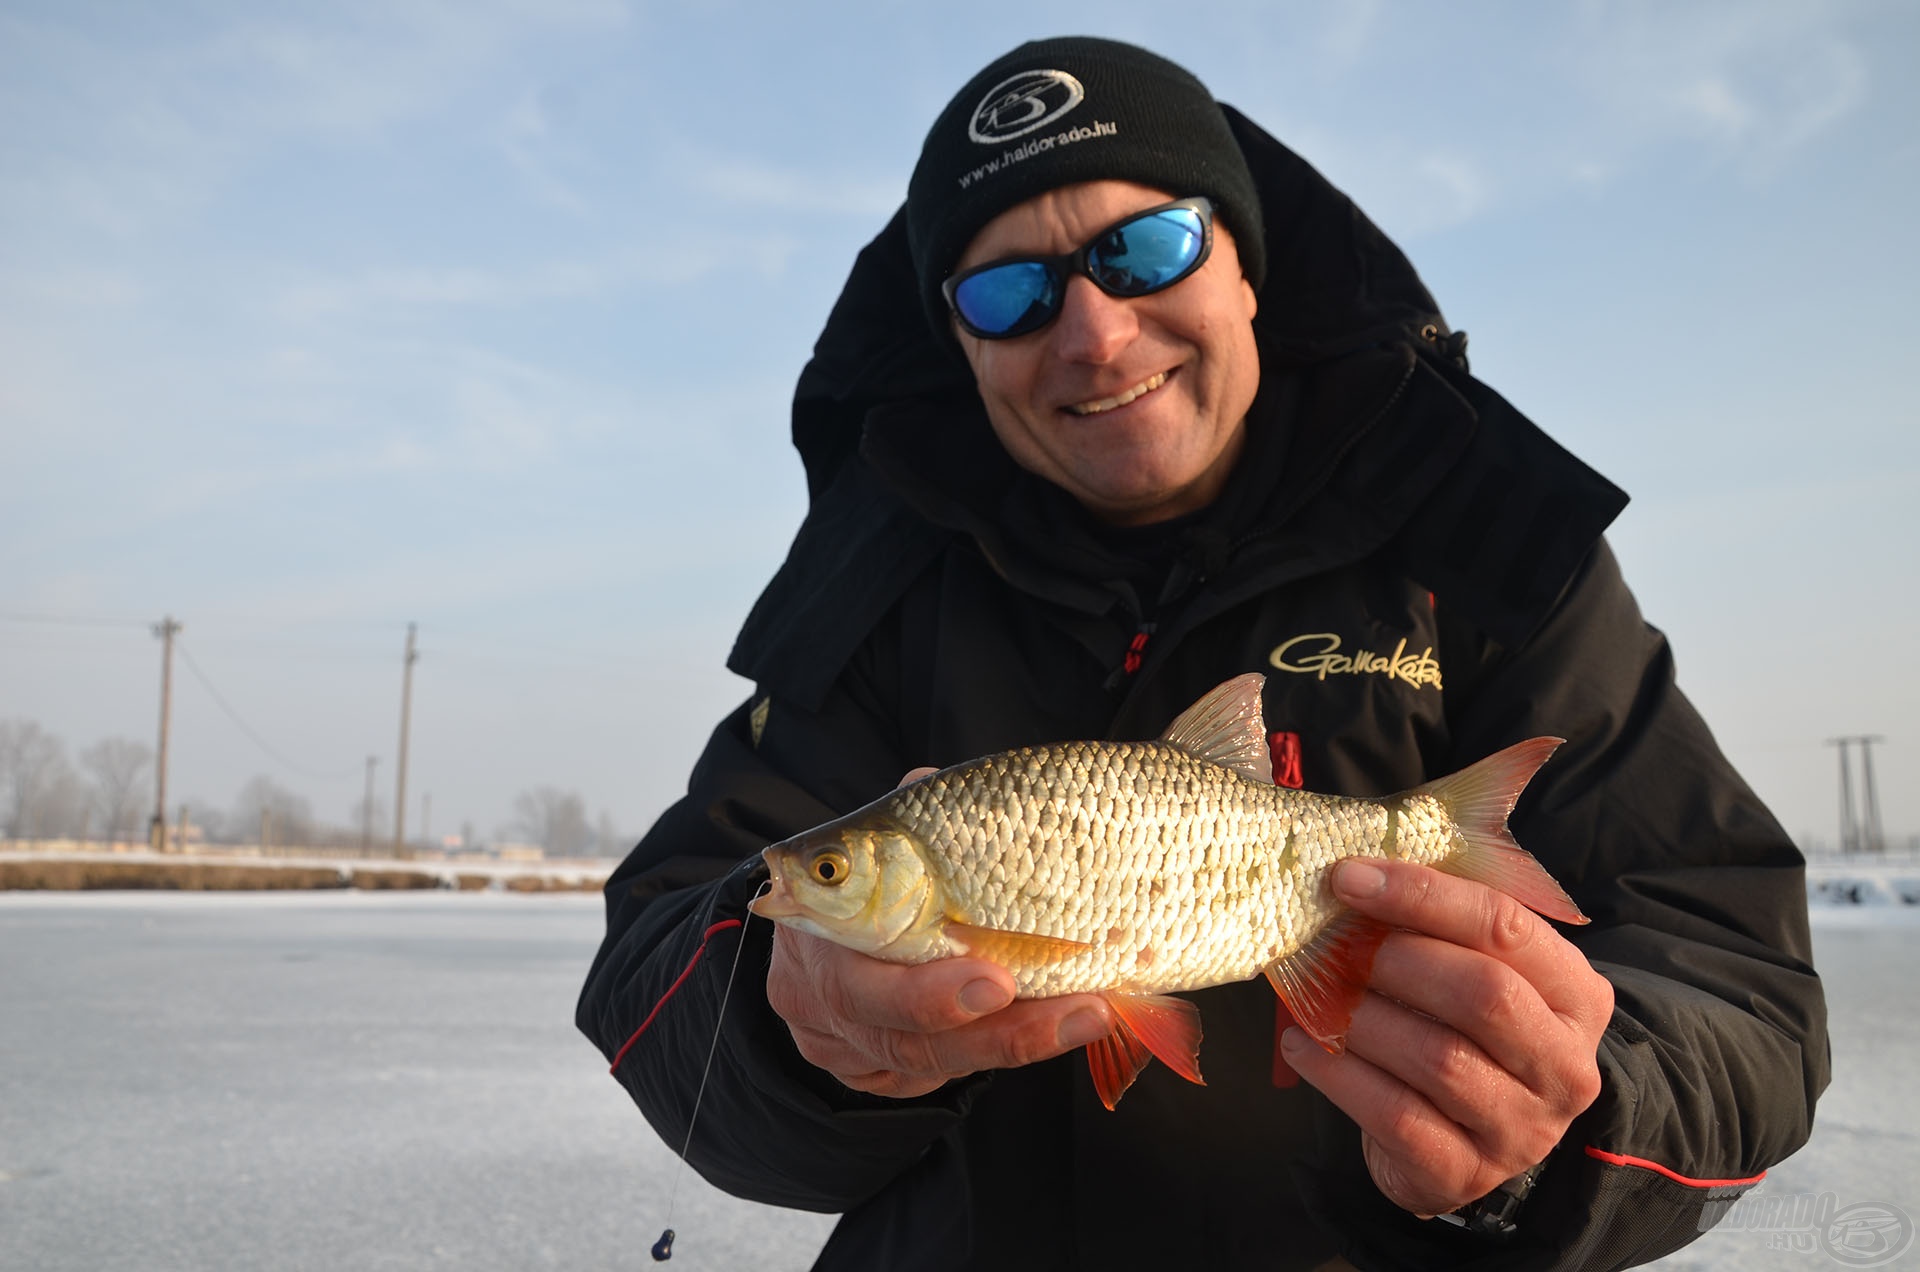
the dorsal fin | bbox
[1158,673,1274,784]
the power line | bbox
[174,640,363,782]
[0,609,667,674]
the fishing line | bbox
[653,882,768,1263]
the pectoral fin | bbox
[1262,910,1390,1053]
[944,922,1095,966]
[1084,992,1206,1111]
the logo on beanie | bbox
[968,70,1085,144]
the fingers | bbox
[1281,859,1613,1215]
[1289,990,1565,1184]
[1362,931,1608,1108]
[766,926,1111,1098]
[1333,858,1614,1040]
[792,928,1013,1034]
[1281,1026,1491,1214]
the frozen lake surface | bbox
[1,889,1914,1271]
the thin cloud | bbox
[1314,0,1385,71]
[0,3,632,237]
[686,156,903,219]
[1572,0,1870,169]
[273,229,801,321]
[499,83,596,215]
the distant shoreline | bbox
[0,847,612,893]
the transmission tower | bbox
[1826,736,1887,855]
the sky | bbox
[2,0,1916,850]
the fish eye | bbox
[808,849,851,886]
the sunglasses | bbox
[942,197,1214,340]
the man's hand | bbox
[1279,858,1613,1219]
[766,927,1112,1098]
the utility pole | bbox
[392,622,418,859]
[362,755,379,854]
[1826,736,1888,855]
[150,616,181,853]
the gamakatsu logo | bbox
[1269,632,1443,691]
[968,69,1085,143]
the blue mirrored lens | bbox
[953,261,1059,337]
[1089,209,1205,294]
[946,201,1211,337]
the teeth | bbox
[1068,371,1167,416]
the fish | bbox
[748,672,1587,1109]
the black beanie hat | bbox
[907,37,1265,338]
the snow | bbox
[0,878,1913,1270]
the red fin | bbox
[1262,910,1390,1053]
[945,922,1095,966]
[1085,992,1205,1110]
[1159,673,1273,784]
[1416,737,1589,926]
[1084,1026,1152,1111]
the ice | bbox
[0,884,1912,1270]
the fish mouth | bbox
[1065,370,1168,416]
[749,852,803,920]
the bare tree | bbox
[231,775,314,847]
[0,719,75,840]
[595,809,623,858]
[190,802,230,845]
[81,737,154,844]
[510,786,594,856]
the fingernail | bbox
[1280,1026,1310,1056]
[1336,860,1387,899]
[958,979,1012,1016]
[1058,1009,1110,1049]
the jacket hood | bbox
[735,107,1627,710]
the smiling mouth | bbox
[1066,371,1169,417]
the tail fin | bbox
[1419,737,1588,926]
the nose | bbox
[1049,275,1138,364]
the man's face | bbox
[953,180,1261,527]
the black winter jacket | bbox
[578,109,1828,1271]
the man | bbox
[580,37,1827,1270]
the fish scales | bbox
[886,739,1427,999]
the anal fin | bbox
[1262,910,1389,1054]
[1085,992,1205,1110]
